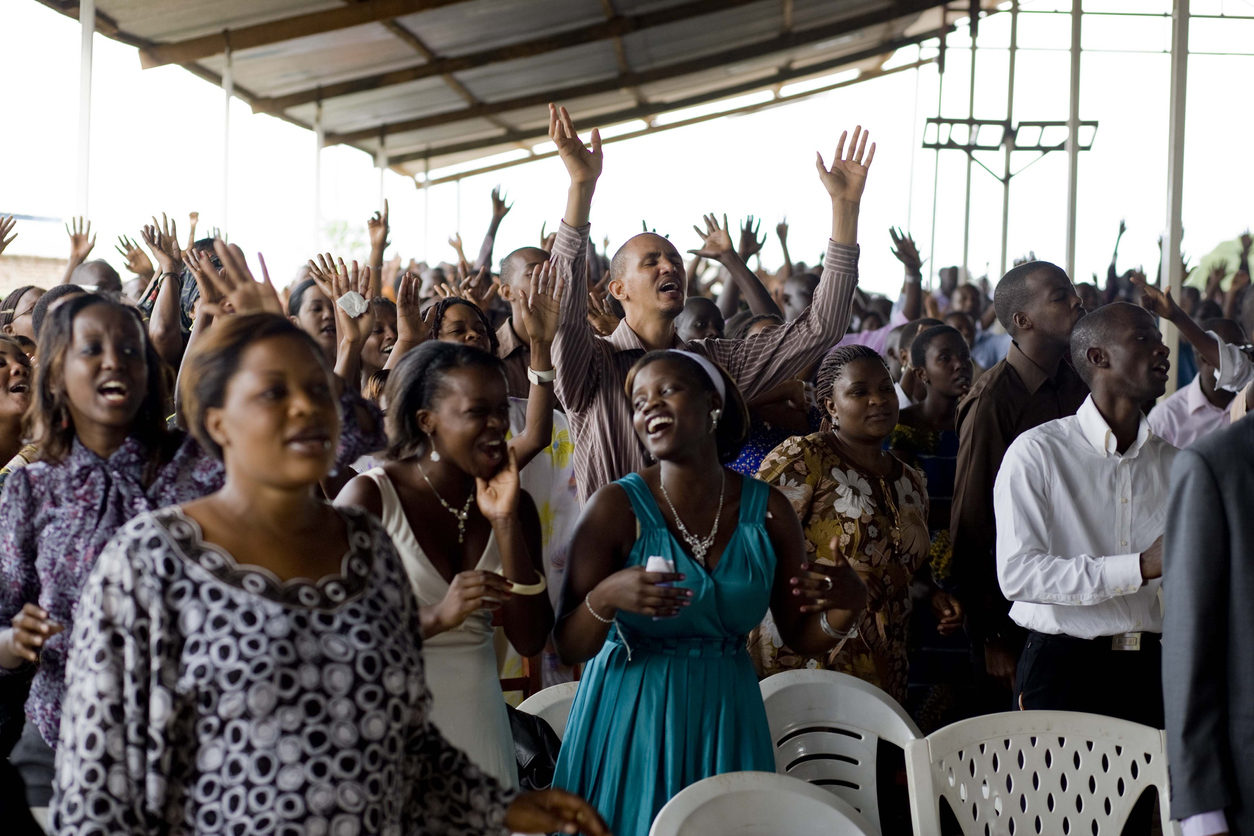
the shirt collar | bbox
[1182,373,1220,415]
[604,319,683,353]
[496,319,527,358]
[1076,395,1151,457]
[1006,341,1059,394]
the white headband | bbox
[669,349,726,404]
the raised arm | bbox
[474,186,512,272]
[507,260,562,469]
[690,213,781,319]
[705,126,872,400]
[142,215,186,370]
[60,216,95,284]
[367,200,389,295]
[549,103,602,413]
[1131,271,1221,369]
[307,254,376,390]
[889,226,924,322]
[776,218,793,277]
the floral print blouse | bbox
[750,431,930,704]
[0,434,224,747]
[51,505,513,835]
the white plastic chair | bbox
[514,681,579,740]
[759,669,922,833]
[904,710,1181,836]
[648,770,877,836]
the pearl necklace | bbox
[417,463,474,543]
[658,470,726,566]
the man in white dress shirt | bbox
[994,302,1175,729]
[1148,318,1245,448]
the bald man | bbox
[546,104,870,501]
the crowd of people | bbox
[0,101,1250,835]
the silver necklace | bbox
[417,463,474,543]
[658,469,726,565]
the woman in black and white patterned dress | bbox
[50,303,607,836]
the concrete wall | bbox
[0,255,64,295]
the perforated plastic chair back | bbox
[648,770,878,836]
[759,669,922,833]
[904,710,1181,836]
[514,681,579,740]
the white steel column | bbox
[1064,0,1082,278]
[76,0,95,215]
[222,44,233,236]
[314,102,324,250]
[1161,0,1189,397]
[927,33,946,291]
[999,0,1019,278]
[960,15,978,277]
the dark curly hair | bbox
[430,297,499,355]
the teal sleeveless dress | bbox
[551,473,778,836]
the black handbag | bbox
[506,704,563,791]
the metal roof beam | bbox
[137,0,473,69]
[251,0,761,114]
[328,0,949,145]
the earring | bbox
[710,408,722,431]
[429,447,441,462]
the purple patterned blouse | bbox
[0,433,224,746]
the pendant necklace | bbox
[658,469,726,566]
[417,462,475,543]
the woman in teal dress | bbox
[552,350,868,836]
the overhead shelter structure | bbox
[38,0,1002,186]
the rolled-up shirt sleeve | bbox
[994,435,1144,605]
[550,221,594,413]
[1212,329,1254,393]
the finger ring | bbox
[821,575,834,592]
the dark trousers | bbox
[1015,630,1164,728]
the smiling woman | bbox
[0,295,225,810]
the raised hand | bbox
[184,247,225,312]
[490,186,512,223]
[889,227,923,275]
[776,218,789,244]
[394,270,431,347]
[199,241,283,317]
[308,253,375,344]
[549,103,602,186]
[65,216,96,264]
[688,213,735,260]
[186,211,199,249]
[367,199,390,255]
[475,447,520,522]
[0,216,16,255]
[738,215,765,261]
[816,126,876,204]
[115,235,154,280]
[1129,269,1180,321]
[587,290,621,336]
[517,258,565,345]
[448,232,467,264]
[141,213,182,274]
[1117,218,1127,238]
[1241,229,1252,256]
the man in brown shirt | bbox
[545,104,871,502]
[494,246,551,399]
[949,261,1088,709]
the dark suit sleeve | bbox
[1163,447,1233,821]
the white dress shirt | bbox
[1147,373,1230,449]
[1213,328,1254,392]
[994,396,1177,639]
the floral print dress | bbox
[750,432,930,704]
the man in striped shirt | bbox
[546,103,872,502]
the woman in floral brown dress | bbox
[751,345,930,704]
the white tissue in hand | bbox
[337,290,369,318]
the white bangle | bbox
[508,575,547,596]
[820,611,858,642]
[527,366,556,385]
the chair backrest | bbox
[904,710,1181,836]
[515,681,579,739]
[648,770,878,836]
[759,669,922,832]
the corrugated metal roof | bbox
[37,0,998,180]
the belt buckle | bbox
[1111,632,1142,652]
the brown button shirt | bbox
[551,221,858,503]
[495,319,531,400]
[949,341,1090,639]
